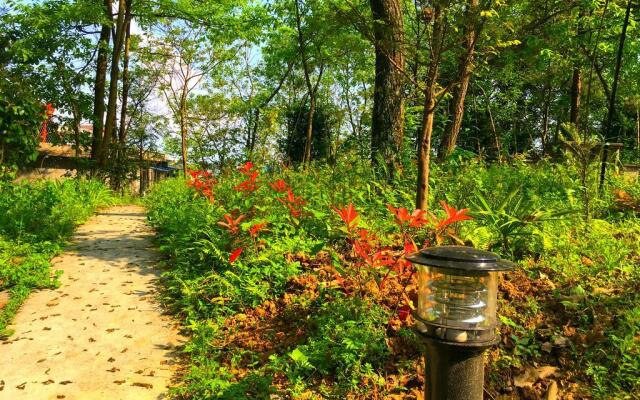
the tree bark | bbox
[437,0,479,161]
[179,81,188,177]
[416,4,445,210]
[603,0,631,141]
[98,0,127,166]
[294,0,323,168]
[369,0,405,176]
[118,0,132,144]
[599,0,632,194]
[304,95,316,165]
[569,66,582,127]
[91,0,112,160]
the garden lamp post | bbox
[406,245,514,400]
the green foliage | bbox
[278,297,389,394]
[281,102,337,164]
[0,80,42,167]
[470,185,573,256]
[0,178,113,334]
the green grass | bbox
[0,178,114,334]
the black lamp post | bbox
[406,245,514,400]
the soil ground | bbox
[0,205,184,400]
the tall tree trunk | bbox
[118,0,132,144]
[416,93,436,210]
[569,8,585,131]
[541,75,551,154]
[437,0,479,161]
[98,0,127,167]
[91,0,112,160]
[599,0,632,193]
[603,0,631,141]
[294,0,323,168]
[369,0,405,176]
[416,4,444,210]
[180,83,188,177]
[304,95,316,165]
[569,67,582,127]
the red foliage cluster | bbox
[333,203,359,233]
[437,200,473,229]
[217,213,245,235]
[269,178,306,219]
[234,162,259,192]
[276,188,306,219]
[188,170,217,203]
[269,179,289,193]
[332,201,474,321]
[386,205,430,228]
[40,103,55,142]
[249,222,268,238]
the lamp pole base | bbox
[424,339,488,400]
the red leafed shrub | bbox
[229,247,243,263]
[276,188,306,219]
[248,222,268,238]
[269,179,289,193]
[217,213,245,235]
[333,203,359,233]
[188,170,217,203]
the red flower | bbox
[217,214,245,235]
[269,179,289,193]
[436,201,473,230]
[229,247,243,263]
[248,222,267,238]
[333,203,359,233]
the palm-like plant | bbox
[471,185,573,256]
[559,123,603,220]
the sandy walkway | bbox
[0,205,184,400]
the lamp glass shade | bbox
[417,265,498,332]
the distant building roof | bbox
[150,165,179,173]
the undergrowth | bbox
[146,157,640,399]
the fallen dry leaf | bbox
[546,380,559,400]
[132,382,153,389]
[113,380,126,385]
[59,380,73,385]
[514,365,558,388]
[16,382,26,390]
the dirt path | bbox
[0,205,185,400]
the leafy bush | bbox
[280,297,390,393]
